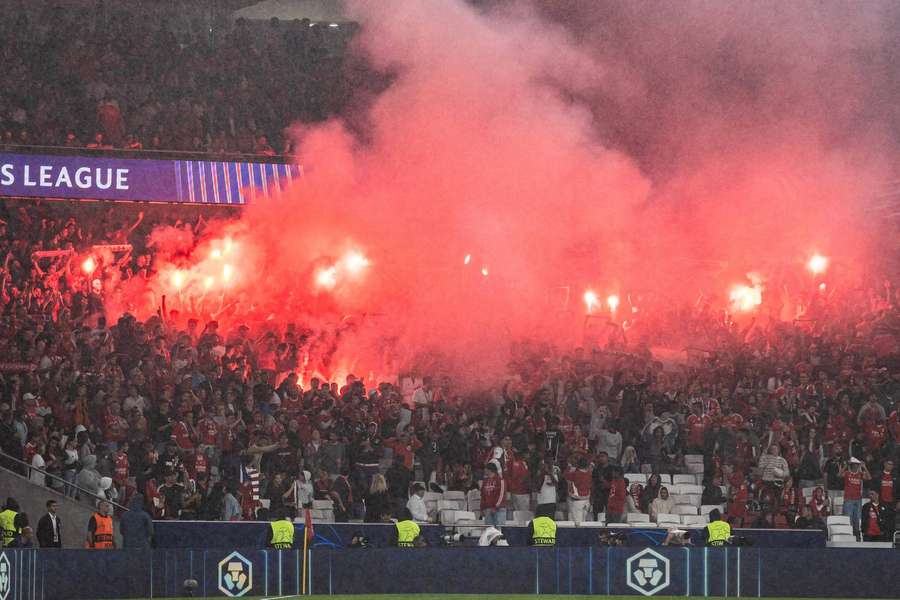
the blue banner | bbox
[0,152,300,204]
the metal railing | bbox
[0,451,130,513]
[0,142,295,165]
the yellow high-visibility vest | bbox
[270,520,295,549]
[0,510,19,547]
[396,520,420,547]
[531,516,557,546]
[706,520,731,546]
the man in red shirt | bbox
[480,462,506,527]
[861,491,887,541]
[112,442,130,490]
[506,457,531,513]
[104,402,129,450]
[170,415,196,451]
[686,403,711,450]
[564,457,593,524]
[871,459,896,539]
[606,468,627,523]
[840,457,871,538]
[383,432,422,471]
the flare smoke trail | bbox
[129,0,898,384]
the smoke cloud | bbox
[130,0,897,385]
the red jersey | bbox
[781,486,802,513]
[888,411,900,442]
[607,479,627,513]
[197,417,220,446]
[687,414,710,447]
[862,423,887,452]
[112,451,129,483]
[171,420,194,450]
[480,474,506,509]
[564,468,592,498]
[844,471,863,500]
[506,459,530,495]
[384,437,422,470]
[878,472,894,504]
[23,441,37,465]
[190,452,209,479]
[104,413,128,443]
[729,482,750,517]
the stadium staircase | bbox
[0,452,125,548]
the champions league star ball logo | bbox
[218,551,253,597]
[626,548,671,596]
[0,552,11,600]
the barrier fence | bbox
[152,520,826,549]
[1,546,897,599]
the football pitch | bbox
[122,595,891,600]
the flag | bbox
[239,465,260,501]
[304,508,314,542]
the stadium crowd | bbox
[0,4,357,156]
[0,199,898,546]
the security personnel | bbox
[529,515,557,546]
[394,509,421,547]
[268,513,296,549]
[0,497,23,547]
[87,501,115,549]
[704,508,731,547]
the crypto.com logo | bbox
[0,552,11,600]
[218,551,253,597]
[626,548,671,596]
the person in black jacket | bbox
[36,500,62,548]
[120,494,154,549]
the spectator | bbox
[861,491,888,541]
[606,468,627,524]
[650,486,675,521]
[75,454,102,503]
[405,483,429,523]
[120,494,154,549]
[840,457,871,538]
[480,462,505,527]
[364,474,391,523]
[564,457,592,524]
[535,456,560,518]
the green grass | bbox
[120,596,894,600]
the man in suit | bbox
[36,499,62,548]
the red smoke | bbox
[122,0,894,386]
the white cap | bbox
[849,457,862,464]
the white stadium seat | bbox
[440,510,458,525]
[656,514,681,525]
[556,521,577,527]
[828,524,853,537]
[626,513,651,523]
[686,463,705,475]
[605,523,632,528]
[578,521,606,527]
[313,499,334,509]
[826,515,851,526]
[673,505,699,515]
[658,474,672,485]
[684,454,704,464]
[444,491,466,501]
[680,484,704,495]
[830,534,857,542]
[681,515,709,526]
[673,474,696,485]
[424,491,443,502]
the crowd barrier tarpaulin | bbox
[0,151,300,204]
[1,545,898,599]
[152,520,826,549]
